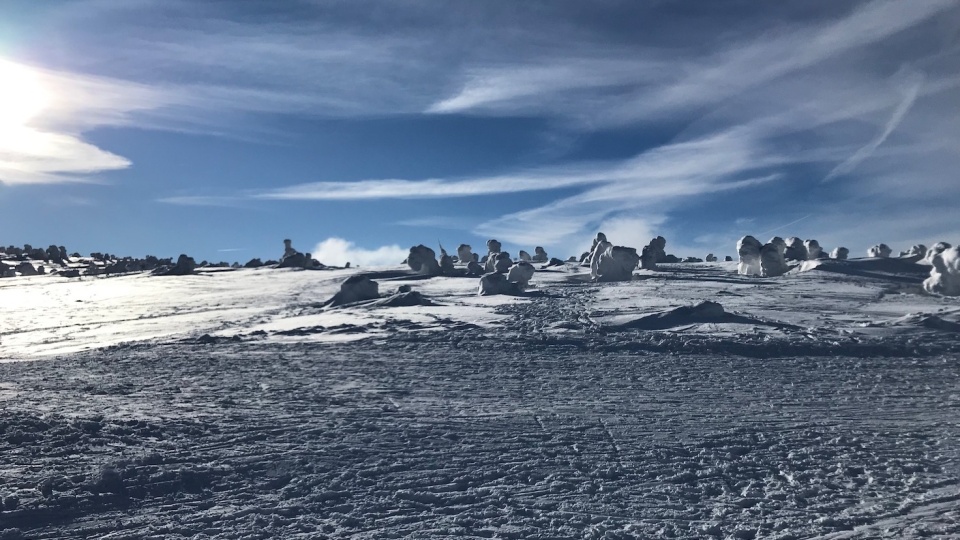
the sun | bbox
[0,59,49,131]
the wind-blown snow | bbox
[1,260,958,539]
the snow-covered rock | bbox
[407,245,441,275]
[533,247,548,263]
[705,254,717,262]
[486,239,502,256]
[507,261,535,288]
[784,237,807,261]
[804,239,823,260]
[760,241,788,278]
[282,239,298,259]
[16,262,37,276]
[925,242,951,264]
[518,250,532,262]
[457,244,474,264]
[639,236,668,270]
[867,244,892,258]
[439,249,456,275]
[326,275,380,306]
[478,272,520,296]
[587,233,608,265]
[737,236,762,275]
[900,244,927,258]
[153,254,196,276]
[466,261,484,276]
[591,244,639,282]
[494,252,513,274]
[923,246,960,296]
[831,247,849,260]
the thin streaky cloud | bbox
[823,73,925,182]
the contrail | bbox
[757,213,813,237]
[823,73,925,182]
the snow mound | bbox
[736,236,762,275]
[923,246,960,296]
[613,301,725,330]
[370,290,438,307]
[830,247,849,260]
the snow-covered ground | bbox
[0,260,958,538]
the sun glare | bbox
[0,59,50,131]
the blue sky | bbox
[1,0,958,265]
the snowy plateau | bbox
[1,259,959,539]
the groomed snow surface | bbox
[1,261,959,539]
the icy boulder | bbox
[407,245,441,275]
[457,244,474,264]
[804,239,823,260]
[867,244,892,258]
[784,237,807,261]
[736,236,762,275]
[591,244,640,282]
[326,275,380,306]
[760,241,788,277]
[507,261,535,288]
[586,233,608,264]
[15,262,37,276]
[494,252,513,274]
[831,247,849,260]
[478,272,521,296]
[533,247,548,263]
[439,248,456,275]
[923,247,960,296]
[153,254,196,276]
[282,238,298,259]
[639,236,668,269]
[925,242,951,264]
[900,244,927,258]
[639,236,667,270]
[518,250,532,262]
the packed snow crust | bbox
[1,259,959,539]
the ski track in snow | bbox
[0,261,958,538]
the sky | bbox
[0,0,959,265]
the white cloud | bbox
[312,237,407,267]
